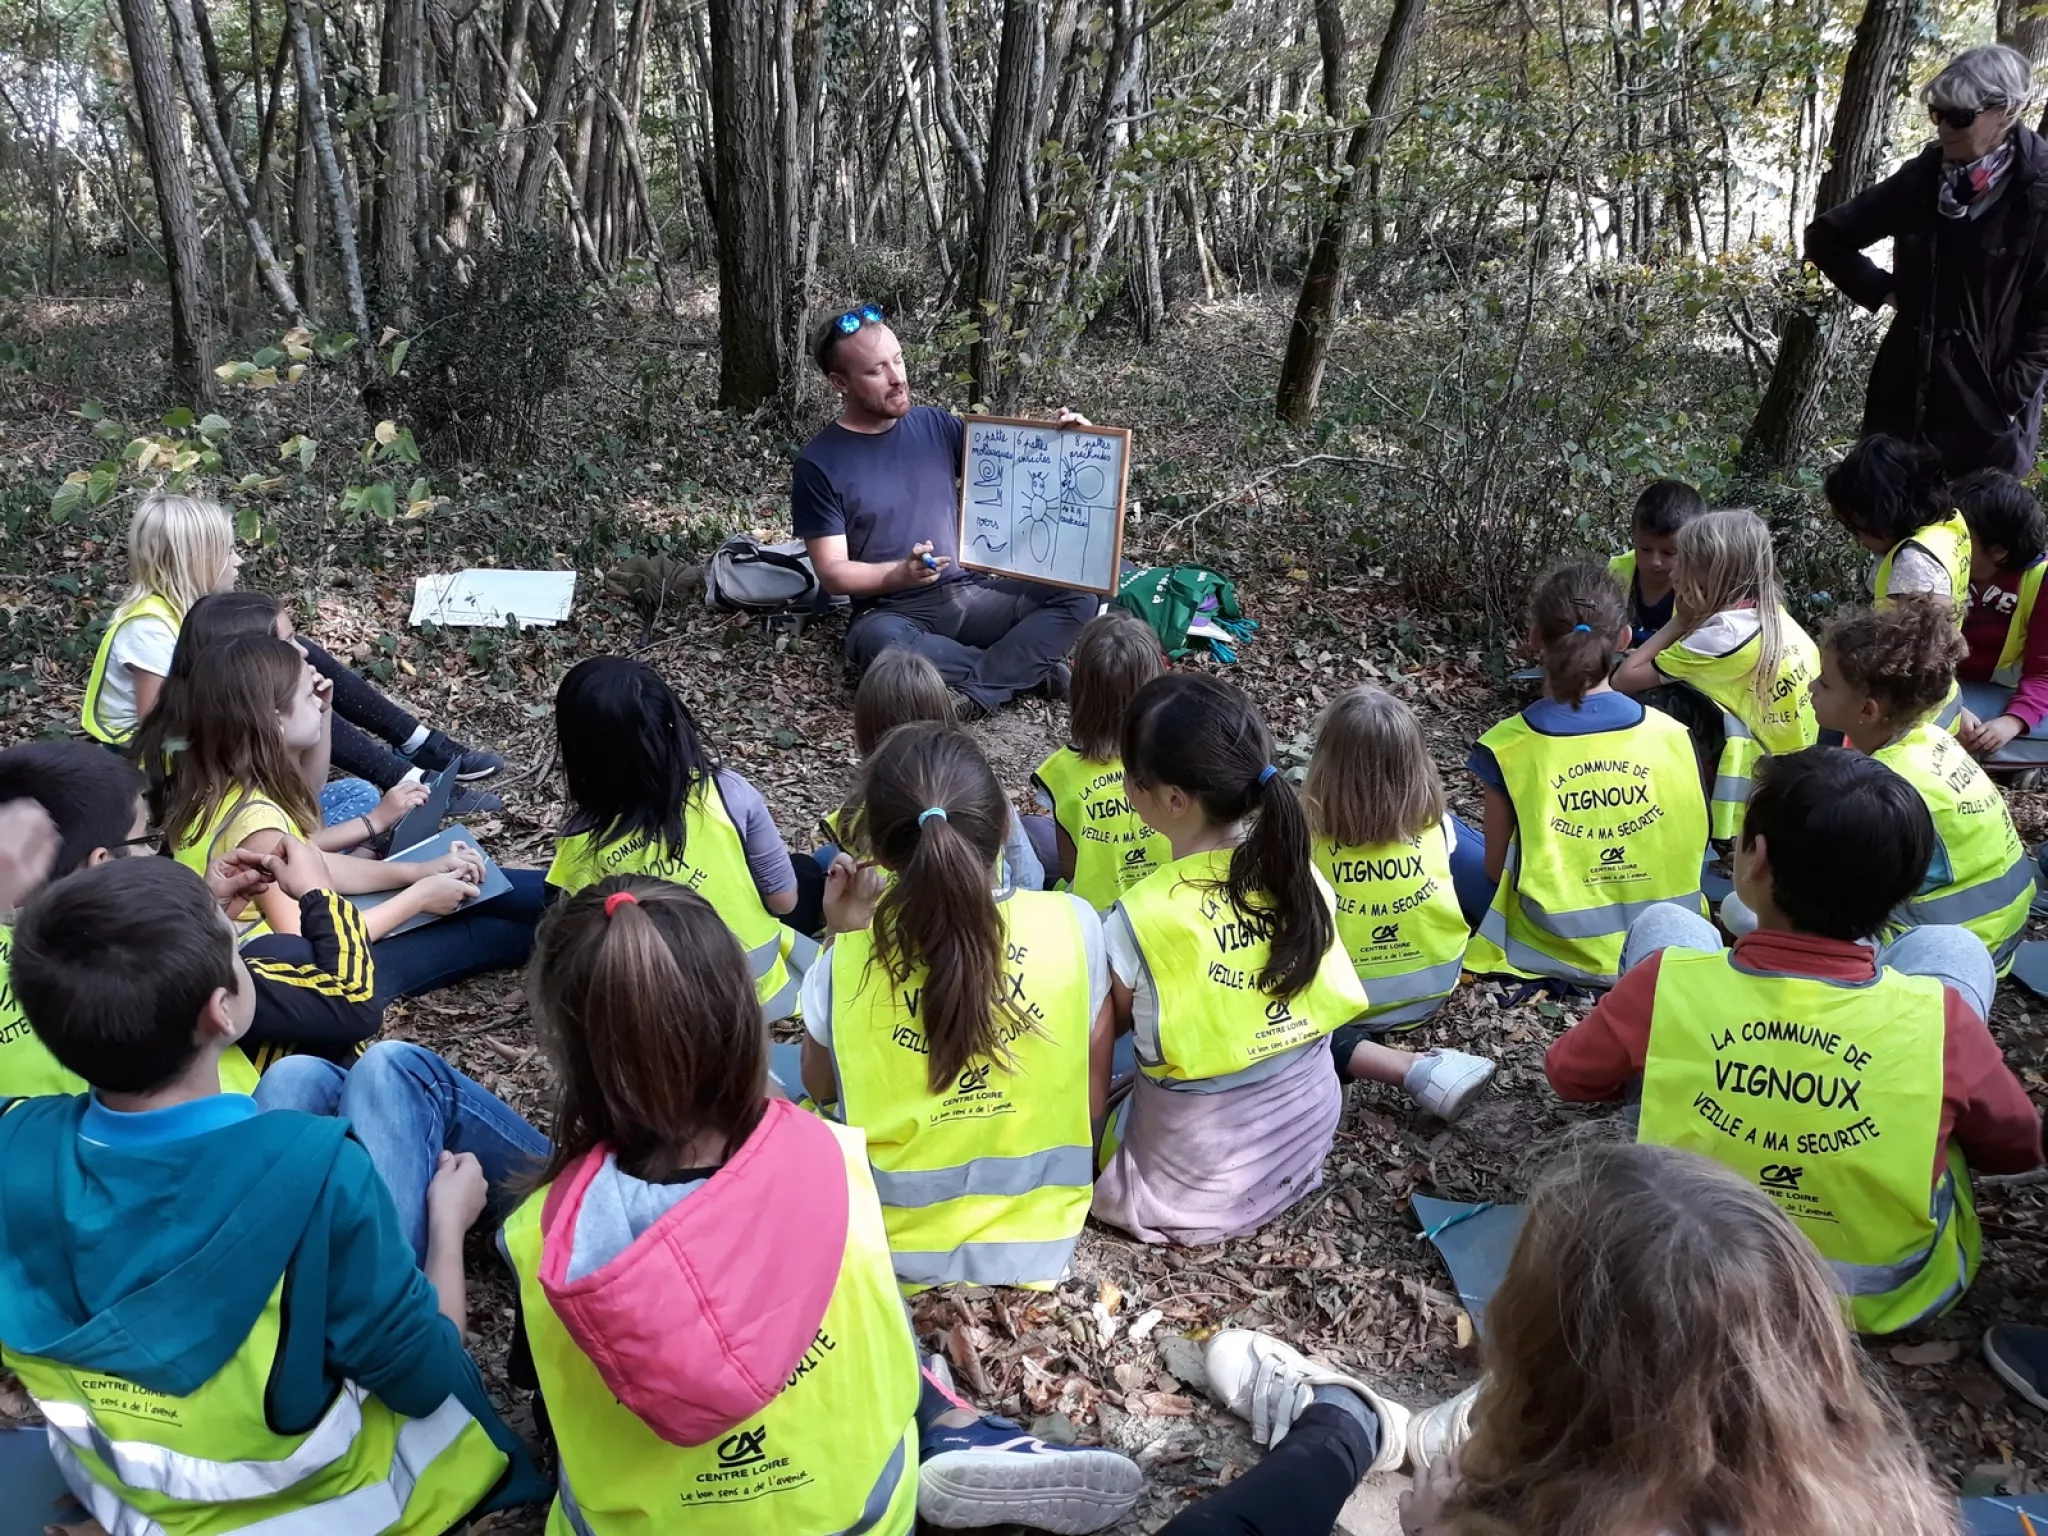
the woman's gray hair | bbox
[1924,44,2035,118]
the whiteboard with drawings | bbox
[957,418,1131,596]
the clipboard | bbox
[955,416,1131,597]
[384,765,454,853]
[349,825,512,936]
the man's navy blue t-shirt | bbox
[791,405,966,589]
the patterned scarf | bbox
[1938,134,2018,220]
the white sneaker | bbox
[1200,1330,1409,1470]
[1403,1049,1496,1121]
[1407,1382,1479,1471]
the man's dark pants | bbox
[845,575,1096,711]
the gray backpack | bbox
[704,537,836,614]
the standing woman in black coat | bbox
[1809,46,2048,480]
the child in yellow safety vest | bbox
[1387,1143,1965,1532]
[505,876,1141,1535]
[1826,434,1970,732]
[164,634,546,1000]
[1466,562,1711,988]
[822,647,1045,892]
[1609,478,1704,648]
[0,856,549,1533]
[1028,611,1173,907]
[79,491,241,746]
[1807,597,2034,973]
[1093,674,1494,1247]
[1954,470,2048,761]
[1612,508,1821,841]
[796,722,1107,1291]
[1545,747,2040,1335]
[549,655,816,1018]
[1303,685,1478,1032]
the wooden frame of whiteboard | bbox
[954,415,1131,597]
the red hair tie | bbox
[604,890,639,917]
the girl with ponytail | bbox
[798,721,1109,1292]
[1096,675,1494,1248]
[508,875,1140,1535]
[1466,563,1712,987]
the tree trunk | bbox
[293,93,321,312]
[1998,0,2048,128]
[1273,0,1427,426]
[289,0,372,341]
[967,0,1037,408]
[708,0,787,407]
[373,0,421,313]
[515,0,596,224]
[925,0,985,215]
[164,0,310,327]
[1742,0,1924,468]
[115,0,214,402]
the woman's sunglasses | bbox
[1929,104,1989,130]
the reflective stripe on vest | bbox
[0,926,86,1098]
[1874,721,2034,974]
[504,1121,920,1536]
[6,1277,504,1535]
[1117,849,1367,1090]
[1033,747,1172,910]
[1609,551,1636,587]
[1636,949,1976,1334]
[1464,706,1708,987]
[1651,609,1821,840]
[1313,823,1467,1027]
[546,780,798,1016]
[1994,559,2048,686]
[831,890,1094,1290]
[1874,514,1971,613]
[80,592,181,745]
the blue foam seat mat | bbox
[1964,1494,2048,1533]
[0,1426,85,1534]
[1410,1195,1526,1342]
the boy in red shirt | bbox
[1956,469,2048,762]
[1546,747,2038,1332]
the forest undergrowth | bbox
[3,279,2047,1531]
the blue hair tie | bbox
[918,806,948,827]
[1257,765,1278,786]
[1572,623,1592,633]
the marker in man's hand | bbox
[920,553,939,570]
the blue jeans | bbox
[254,1040,549,1264]
[371,867,550,1006]
[1447,812,1494,928]
[1621,901,1997,1022]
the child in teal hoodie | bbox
[0,856,544,1533]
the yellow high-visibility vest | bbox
[1875,514,1971,613]
[1638,946,1976,1334]
[1116,849,1367,1091]
[1991,558,2048,687]
[830,890,1094,1290]
[5,1268,508,1533]
[549,781,811,1019]
[0,926,84,1100]
[1465,703,1709,987]
[80,591,180,745]
[502,1118,920,1536]
[1652,607,1821,840]
[1313,822,1467,1028]
[1872,721,2034,974]
[1033,747,1172,910]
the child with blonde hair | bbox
[1613,507,1821,838]
[80,492,240,745]
[1029,611,1171,908]
[1305,686,1476,1033]
[1809,596,2034,972]
[1157,1143,1960,1535]
[1466,563,1710,987]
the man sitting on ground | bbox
[1545,746,2040,1334]
[792,303,1096,718]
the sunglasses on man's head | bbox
[830,303,885,338]
[1930,104,1988,130]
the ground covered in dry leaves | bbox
[4,288,2048,1532]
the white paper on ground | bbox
[409,569,577,628]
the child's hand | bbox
[426,1150,489,1236]
[368,779,431,835]
[424,840,486,884]
[1963,710,2026,757]
[266,835,330,899]
[1397,1448,1460,1535]
[823,852,885,935]
[0,799,57,910]
[310,670,334,715]
[413,871,481,915]
[204,846,279,913]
